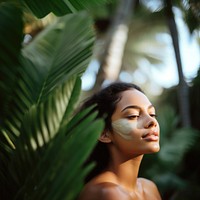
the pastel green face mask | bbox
[112,118,136,140]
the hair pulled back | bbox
[80,82,143,182]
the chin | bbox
[145,143,160,154]
[151,143,160,153]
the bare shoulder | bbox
[138,177,158,189]
[138,178,162,200]
[78,171,129,200]
[78,182,130,200]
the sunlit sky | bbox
[151,8,199,88]
[82,7,200,94]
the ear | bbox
[98,130,112,143]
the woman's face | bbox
[110,89,160,156]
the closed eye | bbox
[126,115,139,120]
[150,114,157,118]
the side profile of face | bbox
[109,89,160,156]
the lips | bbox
[142,131,159,141]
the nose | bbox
[144,116,157,129]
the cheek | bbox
[112,119,137,140]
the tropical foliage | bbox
[0,1,110,199]
[0,0,199,200]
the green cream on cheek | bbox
[112,119,136,140]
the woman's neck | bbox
[107,152,143,192]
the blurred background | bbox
[78,1,200,199]
[1,0,199,199]
[81,0,199,97]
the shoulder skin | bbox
[139,178,162,200]
[78,182,131,200]
[78,178,162,200]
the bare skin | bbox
[78,89,162,200]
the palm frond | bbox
[22,12,94,104]
[1,77,104,200]
[0,3,23,122]
[0,0,112,18]
[1,11,95,149]
[158,127,199,169]
[19,103,103,200]
[1,77,78,193]
[0,3,25,165]
[0,2,105,200]
[156,105,199,170]
[22,0,112,18]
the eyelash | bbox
[150,114,157,118]
[126,114,157,119]
[126,115,139,120]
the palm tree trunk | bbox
[165,0,191,127]
[94,0,137,91]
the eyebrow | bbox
[121,105,155,112]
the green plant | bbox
[0,1,112,199]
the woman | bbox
[78,82,161,200]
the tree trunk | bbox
[165,0,191,127]
[93,0,137,91]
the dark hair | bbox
[80,82,143,182]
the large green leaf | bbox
[32,110,102,200]
[0,2,104,200]
[10,85,103,200]
[0,3,24,160]
[0,6,97,199]
[1,10,95,148]
[0,77,78,196]
[22,12,94,104]
[0,0,112,18]
[0,3,23,121]
[22,0,112,18]
[1,76,104,199]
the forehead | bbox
[115,89,152,111]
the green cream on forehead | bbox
[112,119,136,140]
